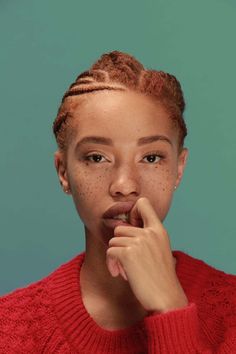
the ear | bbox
[175,148,189,189]
[54,151,70,193]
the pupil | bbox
[94,155,101,162]
[148,155,156,163]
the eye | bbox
[143,153,163,164]
[84,154,106,163]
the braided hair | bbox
[52,50,187,154]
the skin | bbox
[54,90,189,328]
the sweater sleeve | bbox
[143,273,236,354]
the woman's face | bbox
[55,90,188,241]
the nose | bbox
[109,163,140,198]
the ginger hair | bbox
[52,50,187,156]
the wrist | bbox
[148,293,189,315]
[160,296,189,314]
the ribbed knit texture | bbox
[0,250,236,354]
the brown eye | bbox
[143,154,162,164]
[84,154,106,163]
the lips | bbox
[103,201,135,219]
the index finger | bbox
[129,197,162,229]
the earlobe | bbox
[175,148,189,188]
[54,151,69,191]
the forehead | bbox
[68,90,178,147]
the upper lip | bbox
[103,201,136,219]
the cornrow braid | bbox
[53,67,128,142]
[52,50,187,154]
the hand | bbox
[106,197,188,313]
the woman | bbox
[0,50,235,353]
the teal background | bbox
[1,0,236,295]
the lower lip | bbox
[103,218,131,229]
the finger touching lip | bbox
[102,218,131,230]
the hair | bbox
[52,50,187,156]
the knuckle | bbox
[134,237,142,246]
[161,228,169,238]
[124,246,132,258]
[146,227,156,236]
[106,248,113,257]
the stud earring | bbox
[174,186,177,190]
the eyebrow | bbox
[75,135,173,150]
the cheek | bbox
[71,169,107,202]
[144,166,175,194]
[72,172,109,227]
[145,167,175,219]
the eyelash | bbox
[83,152,165,164]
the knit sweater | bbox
[0,250,236,354]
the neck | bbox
[81,230,144,306]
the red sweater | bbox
[0,250,236,354]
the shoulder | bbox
[197,257,236,327]
[0,252,84,353]
[173,249,236,284]
[174,250,236,327]
[194,253,236,344]
[0,270,58,353]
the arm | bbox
[145,303,212,353]
[145,290,236,353]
